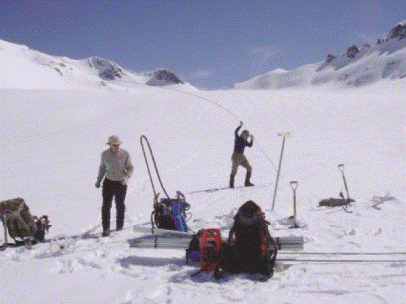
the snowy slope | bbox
[0,39,188,90]
[1,79,405,303]
[234,22,406,89]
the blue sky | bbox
[0,0,404,89]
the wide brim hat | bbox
[106,135,123,145]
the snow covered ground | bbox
[0,80,405,303]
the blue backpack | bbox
[151,195,190,232]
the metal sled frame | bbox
[128,230,304,252]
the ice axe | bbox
[338,164,350,201]
[338,164,354,213]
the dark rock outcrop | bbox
[146,70,184,86]
[388,21,406,40]
[88,57,124,80]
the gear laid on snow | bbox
[319,197,355,207]
[0,198,51,245]
[151,192,190,232]
[223,200,278,278]
[318,164,355,212]
[140,135,191,233]
[184,201,279,280]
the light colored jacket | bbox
[96,148,133,185]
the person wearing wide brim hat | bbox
[96,135,134,236]
[105,135,123,145]
[229,121,254,188]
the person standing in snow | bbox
[229,121,254,188]
[95,135,133,237]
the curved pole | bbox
[140,135,170,200]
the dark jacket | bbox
[233,125,253,154]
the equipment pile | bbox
[1,198,51,247]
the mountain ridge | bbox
[1,20,406,91]
[234,21,406,89]
[0,39,187,90]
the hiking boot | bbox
[244,171,254,187]
[102,229,110,237]
[229,174,235,188]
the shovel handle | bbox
[290,181,298,191]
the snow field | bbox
[0,81,405,303]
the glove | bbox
[95,182,101,188]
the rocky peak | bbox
[388,21,406,40]
[87,57,124,80]
[146,70,184,86]
[323,20,406,65]
[346,45,360,58]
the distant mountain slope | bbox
[234,21,406,89]
[0,39,186,90]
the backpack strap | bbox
[228,221,236,244]
[33,215,51,242]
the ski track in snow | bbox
[1,83,406,304]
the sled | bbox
[128,228,303,251]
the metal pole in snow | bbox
[338,164,350,200]
[290,181,299,228]
[271,132,291,211]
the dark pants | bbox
[102,179,127,231]
[230,153,252,176]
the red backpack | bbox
[186,201,277,279]
[223,200,277,278]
